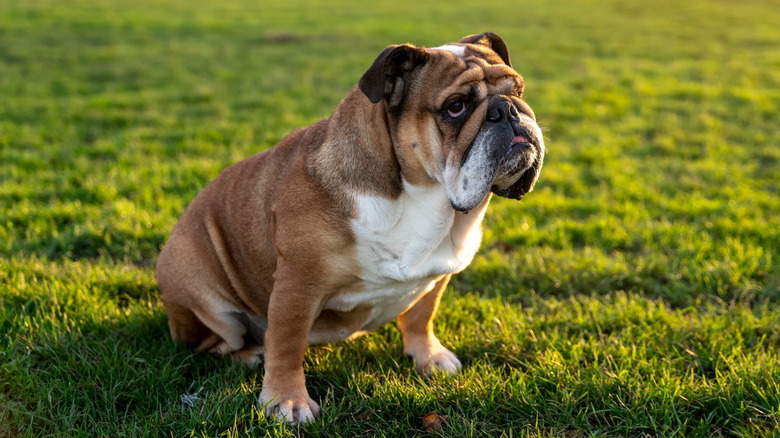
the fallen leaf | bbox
[421,411,446,432]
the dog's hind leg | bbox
[163,287,266,366]
[196,308,267,367]
[164,298,213,348]
[231,344,265,367]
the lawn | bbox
[1,0,779,436]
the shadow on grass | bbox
[5,306,259,436]
[5,280,780,436]
[12,229,167,264]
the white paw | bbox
[259,387,320,425]
[406,342,462,376]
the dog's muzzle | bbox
[446,95,545,212]
[484,95,545,200]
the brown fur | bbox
[157,33,542,424]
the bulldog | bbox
[156,32,545,424]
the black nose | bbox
[486,96,520,123]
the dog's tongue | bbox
[512,135,529,144]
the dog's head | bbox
[358,32,545,211]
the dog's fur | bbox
[156,32,545,424]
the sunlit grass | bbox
[1,0,779,436]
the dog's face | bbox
[359,32,545,211]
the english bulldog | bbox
[156,32,545,424]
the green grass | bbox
[1,0,779,436]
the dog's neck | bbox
[306,88,403,206]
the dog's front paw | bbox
[259,387,320,425]
[405,338,462,376]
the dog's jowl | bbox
[156,32,546,424]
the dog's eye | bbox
[446,101,467,118]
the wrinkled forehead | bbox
[427,43,523,103]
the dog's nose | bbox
[486,96,518,123]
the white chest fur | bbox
[325,181,489,331]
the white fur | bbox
[434,44,466,57]
[325,180,489,331]
[443,142,494,211]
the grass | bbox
[1,0,779,436]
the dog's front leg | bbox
[398,274,462,375]
[258,274,321,425]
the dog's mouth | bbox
[512,134,531,146]
[488,120,543,200]
[490,144,543,201]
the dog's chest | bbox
[325,182,488,330]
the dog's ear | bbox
[358,44,429,111]
[459,32,511,67]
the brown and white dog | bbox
[156,32,545,424]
